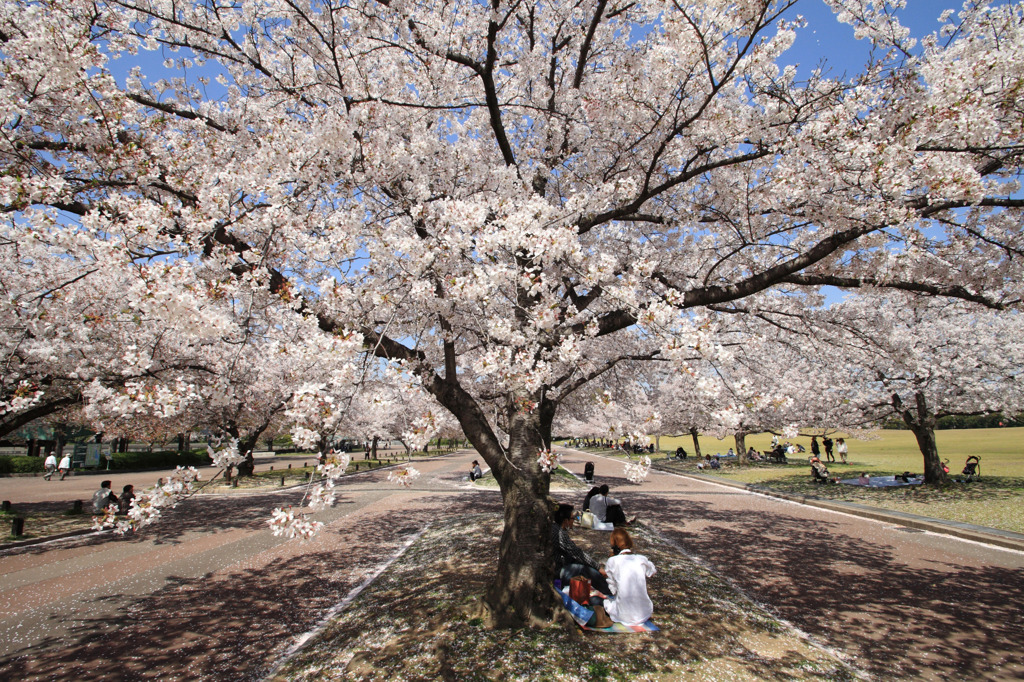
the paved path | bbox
[0,453,495,681]
[1,449,1022,680]
[561,449,1024,681]
[0,451,407,505]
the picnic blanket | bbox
[558,587,659,633]
[839,475,923,488]
[581,619,660,633]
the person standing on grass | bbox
[43,451,57,480]
[810,437,820,461]
[823,436,834,463]
[837,438,848,464]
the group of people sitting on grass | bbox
[696,455,721,470]
[551,503,655,628]
[581,484,636,527]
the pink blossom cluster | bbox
[387,466,422,487]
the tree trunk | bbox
[689,427,702,459]
[412,369,561,627]
[734,432,747,465]
[483,405,557,628]
[371,435,379,459]
[895,391,950,485]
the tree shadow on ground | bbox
[2,463,427,556]
[631,491,1024,681]
[0,496,499,681]
[0,490,312,558]
[281,513,851,682]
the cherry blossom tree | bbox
[818,294,1024,483]
[2,0,1023,626]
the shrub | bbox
[0,456,46,474]
[107,449,209,471]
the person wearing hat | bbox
[43,451,57,480]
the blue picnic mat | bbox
[559,587,659,633]
[581,619,660,633]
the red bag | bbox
[569,576,591,605]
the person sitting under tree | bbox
[587,527,656,629]
[551,504,611,595]
[590,485,634,527]
[118,484,135,514]
[92,480,119,513]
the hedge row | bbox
[108,449,209,470]
[0,449,210,475]
[0,456,45,474]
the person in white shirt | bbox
[43,452,58,480]
[57,454,72,480]
[589,484,630,526]
[589,528,656,627]
[92,480,118,513]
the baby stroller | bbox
[810,457,833,484]
[960,456,981,482]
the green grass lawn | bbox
[651,426,1024,478]
[648,428,1024,534]
[561,428,1024,534]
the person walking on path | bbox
[57,454,71,480]
[43,452,57,480]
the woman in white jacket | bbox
[590,528,656,627]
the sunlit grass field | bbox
[566,428,1024,534]
[654,427,1024,480]
[565,428,1024,532]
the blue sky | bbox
[785,1,950,77]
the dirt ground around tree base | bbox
[275,515,857,682]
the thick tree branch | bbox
[782,273,1006,310]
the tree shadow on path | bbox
[0,495,501,681]
[634,491,1024,681]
